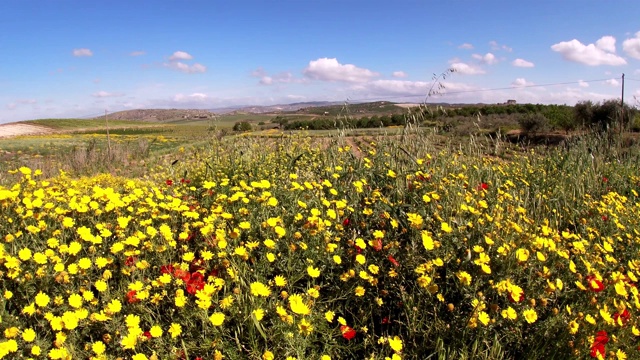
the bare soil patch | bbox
[0,123,54,138]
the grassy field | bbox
[1,121,640,359]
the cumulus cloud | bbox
[623,31,640,59]
[92,91,124,98]
[73,48,93,57]
[169,51,193,61]
[165,62,207,74]
[130,51,146,56]
[303,58,379,83]
[606,78,620,86]
[458,43,474,50]
[596,36,617,53]
[392,71,407,78]
[450,62,485,75]
[512,58,535,68]
[551,36,627,66]
[472,53,498,65]
[511,78,534,87]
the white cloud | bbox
[511,78,534,87]
[286,94,306,101]
[392,71,407,78]
[472,53,498,65]
[73,48,93,57]
[458,43,474,49]
[489,41,512,52]
[165,62,207,74]
[353,80,475,98]
[551,37,627,66]
[303,58,379,83]
[623,31,640,59]
[173,93,210,102]
[578,80,589,87]
[169,51,193,61]
[130,51,146,56]
[512,58,535,68]
[92,91,124,98]
[596,36,617,53]
[450,62,485,75]
[252,68,299,85]
[606,78,620,86]
[6,103,16,110]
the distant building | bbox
[506,99,517,105]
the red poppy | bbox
[125,256,137,267]
[160,264,175,275]
[381,317,390,324]
[590,330,608,358]
[614,308,631,325]
[372,238,383,251]
[143,331,152,340]
[476,182,489,191]
[586,275,605,292]
[174,269,191,282]
[186,272,205,295]
[340,325,356,340]
[342,218,350,227]
[388,255,399,267]
[126,290,139,304]
[166,179,173,186]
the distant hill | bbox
[212,101,342,115]
[97,109,216,122]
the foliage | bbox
[233,121,253,132]
[1,131,640,359]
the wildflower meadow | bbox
[1,128,640,359]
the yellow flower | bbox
[22,328,36,342]
[307,266,321,278]
[209,312,225,326]
[18,247,32,261]
[253,308,265,321]
[355,286,365,297]
[274,275,287,287]
[92,341,106,355]
[441,222,452,233]
[568,320,579,334]
[298,318,314,335]
[106,299,122,314]
[3,290,13,300]
[478,311,490,326]
[149,325,163,338]
[35,291,50,307]
[422,231,434,250]
[263,351,275,360]
[325,311,335,322]
[250,282,272,297]
[523,308,538,324]
[68,294,83,309]
[288,294,310,315]
[501,307,518,320]
[456,271,472,286]
[388,336,403,352]
[168,323,182,338]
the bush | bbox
[233,121,252,132]
[517,113,548,134]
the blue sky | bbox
[2,0,640,123]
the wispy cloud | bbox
[512,58,535,68]
[392,71,407,78]
[551,36,626,66]
[92,91,124,98]
[489,41,512,52]
[458,43,474,50]
[73,48,93,57]
[303,58,379,83]
[129,51,146,57]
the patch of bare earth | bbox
[0,124,54,138]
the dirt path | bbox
[343,137,363,159]
[0,123,54,138]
